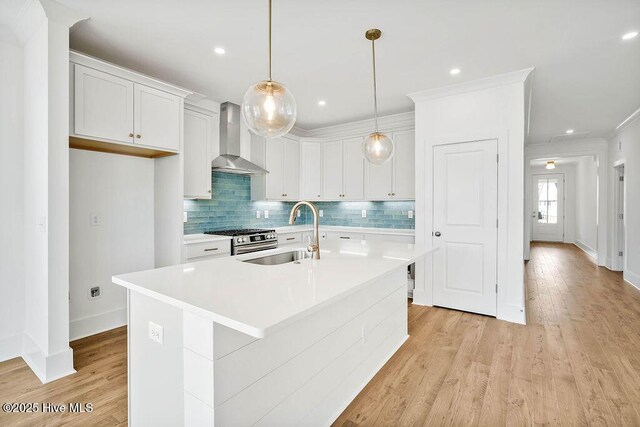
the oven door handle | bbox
[234,241,278,255]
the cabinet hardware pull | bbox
[204,248,219,251]
[129,133,134,138]
[286,237,295,241]
[208,190,211,193]
[340,236,350,239]
[136,134,141,138]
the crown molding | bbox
[613,106,640,135]
[408,67,535,103]
[295,111,414,140]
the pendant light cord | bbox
[371,38,379,133]
[268,0,272,82]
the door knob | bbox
[434,231,441,237]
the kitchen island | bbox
[113,239,434,426]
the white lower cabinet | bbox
[278,232,303,245]
[184,239,231,261]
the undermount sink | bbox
[242,250,313,266]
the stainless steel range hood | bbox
[212,102,268,174]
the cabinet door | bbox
[74,64,134,144]
[301,142,322,200]
[264,137,284,200]
[322,140,343,199]
[134,84,180,151]
[183,109,212,199]
[282,137,300,200]
[392,130,415,199]
[365,155,393,200]
[342,137,364,200]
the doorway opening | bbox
[532,173,564,242]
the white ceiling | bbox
[53,0,640,141]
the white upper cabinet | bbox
[74,64,134,144]
[321,138,364,201]
[134,84,181,151]
[251,135,301,201]
[342,137,364,200]
[184,108,213,199]
[72,62,182,153]
[364,129,415,200]
[322,140,343,200]
[300,142,323,200]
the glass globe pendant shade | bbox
[241,80,297,138]
[362,132,394,165]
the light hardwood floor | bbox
[1,243,639,426]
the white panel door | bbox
[392,130,415,199]
[282,137,300,200]
[134,84,180,151]
[74,64,134,144]
[301,142,323,200]
[322,140,343,200]
[183,109,212,199]
[432,139,498,316]
[342,137,364,200]
[532,174,564,242]
[265,137,284,199]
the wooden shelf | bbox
[69,136,177,159]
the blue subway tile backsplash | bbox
[183,172,415,234]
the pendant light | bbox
[362,28,394,165]
[242,0,297,138]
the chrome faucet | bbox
[289,201,320,260]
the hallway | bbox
[334,242,640,425]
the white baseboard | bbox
[574,240,597,260]
[22,334,76,384]
[0,334,23,362]
[624,270,640,291]
[69,307,127,341]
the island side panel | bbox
[212,267,409,426]
[129,291,184,425]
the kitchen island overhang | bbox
[113,240,435,426]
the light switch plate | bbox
[319,210,323,217]
[408,210,414,219]
[361,210,367,218]
[183,211,188,223]
[256,210,261,219]
[297,210,301,217]
[149,321,163,344]
[264,210,269,219]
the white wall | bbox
[0,36,25,362]
[69,149,155,340]
[608,113,640,288]
[410,69,532,324]
[530,164,576,244]
[575,156,598,255]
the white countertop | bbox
[273,225,415,236]
[114,240,433,339]
[183,233,232,245]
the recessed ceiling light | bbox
[318,100,326,106]
[546,161,556,170]
[214,47,226,55]
[622,31,638,40]
[566,129,574,134]
[450,68,461,75]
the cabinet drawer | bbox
[279,233,302,244]
[364,233,415,244]
[185,240,231,260]
[326,232,365,241]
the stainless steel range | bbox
[204,228,278,255]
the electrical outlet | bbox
[361,209,367,218]
[90,212,102,226]
[183,211,188,223]
[408,210,414,219]
[264,210,269,219]
[319,210,323,217]
[297,210,301,217]
[148,321,163,344]
[256,210,261,219]
[89,286,101,299]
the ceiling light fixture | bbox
[566,129,574,134]
[362,28,394,165]
[241,0,296,138]
[318,100,326,106]
[214,47,226,55]
[546,161,556,170]
[450,68,461,75]
[622,31,638,40]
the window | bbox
[537,178,558,224]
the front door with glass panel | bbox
[532,174,564,242]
